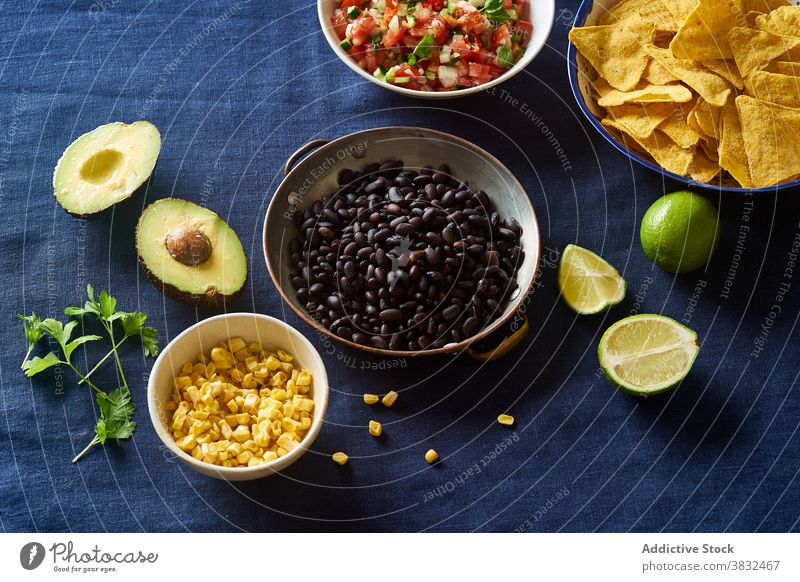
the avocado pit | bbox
[165,225,213,266]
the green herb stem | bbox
[72,434,101,463]
[78,337,128,385]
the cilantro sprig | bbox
[19,284,159,462]
[407,34,435,66]
[481,0,513,21]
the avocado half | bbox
[53,121,160,216]
[136,198,247,309]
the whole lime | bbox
[640,191,720,273]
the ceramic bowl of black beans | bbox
[263,126,540,356]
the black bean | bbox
[379,308,403,322]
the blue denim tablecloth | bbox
[1,0,798,533]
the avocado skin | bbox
[136,252,247,310]
[135,197,248,310]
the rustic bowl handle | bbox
[283,139,330,176]
[466,315,529,362]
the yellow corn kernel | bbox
[276,447,289,457]
[164,400,177,412]
[425,449,439,464]
[191,446,203,460]
[276,349,294,363]
[186,386,202,403]
[229,368,244,383]
[297,399,314,413]
[204,362,217,377]
[272,388,287,402]
[263,451,278,462]
[227,442,243,455]
[190,420,212,435]
[369,420,382,437]
[242,373,257,390]
[245,357,258,372]
[218,420,234,440]
[300,416,312,431]
[279,362,294,374]
[243,393,259,412]
[332,452,349,465]
[497,414,515,427]
[296,371,312,386]
[282,418,301,433]
[181,362,194,374]
[265,355,282,371]
[210,347,230,362]
[195,433,212,445]
[226,399,239,413]
[382,391,398,407]
[363,393,379,405]
[237,450,254,465]
[247,457,263,467]
[175,375,192,389]
[224,414,239,427]
[243,439,260,453]
[236,413,250,425]
[176,434,196,452]
[228,337,246,353]
[232,425,251,443]
[277,432,298,450]
[282,403,295,418]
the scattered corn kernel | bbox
[382,390,398,407]
[168,340,314,468]
[332,452,349,465]
[497,414,515,426]
[368,420,382,437]
[425,449,439,464]
[363,393,379,405]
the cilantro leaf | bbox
[22,352,62,377]
[496,45,514,68]
[119,311,160,357]
[64,335,102,361]
[72,387,136,462]
[482,0,511,21]
[410,34,435,63]
[18,313,44,348]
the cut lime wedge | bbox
[599,314,699,396]
[559,244,626,314]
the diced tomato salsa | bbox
[332,0,532,92]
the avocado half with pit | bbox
[53,120,161,216]
[136,199,247,309]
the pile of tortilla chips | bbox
[569,0,800,188]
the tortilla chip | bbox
[701,60,745,89]
[599,0,679,30]
[689,149,722,182]
[646,45,732,106]
[736,95,800,186]
[670,0,744,61]
[700,137,720,161]
[755,6,800,36]
[660,114,703,147]
[605,120,694,175]
[741,0,790,12]
[728,27,800,77]
[719,104,751,186]
[662,0,699,23]
[764,60,800,76]
[597,82,694,106]
[643,59,680,84]
[602,102,679,138]
[689,98,723,138]
[745,71,800,108]
[569,17,656,91]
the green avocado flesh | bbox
[53,121,161,216]
[136,198,247,308]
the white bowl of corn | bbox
[147,312,329,480]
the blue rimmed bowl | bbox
[566,0,800,193]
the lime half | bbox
[559,244,626,314]
[599,314,699,396]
